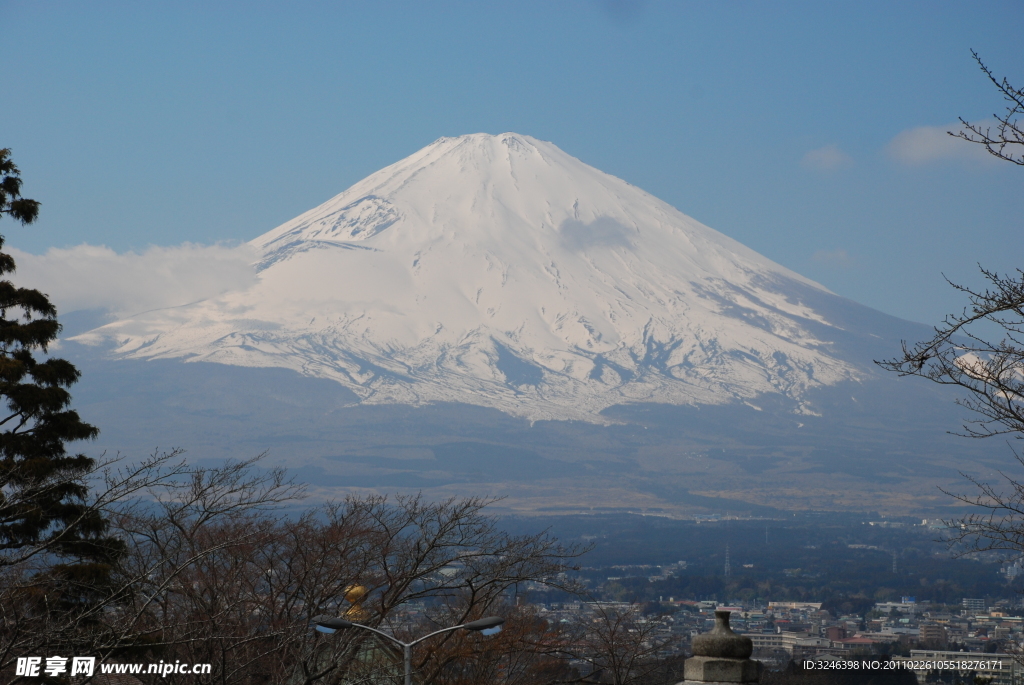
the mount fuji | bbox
[62,133,1001,516]
[76,133,877,422]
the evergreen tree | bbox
[0,148,111,572]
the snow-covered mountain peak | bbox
[75,133,863,421]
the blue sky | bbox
[2,1,1022,324]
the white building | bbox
[891,650,1018,685]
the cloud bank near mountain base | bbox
[7,243,259,318]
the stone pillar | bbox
[677,610,762,684]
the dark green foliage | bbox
[0,149,111,568]
[0,149,40,225]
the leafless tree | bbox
[0,449,196,679]
[0,450,185,571]
[2,451,592,685]
[114,485,583,684]
[102,454,303,684]
[392,602,579,685]
[951,51,1024,166]
[878,267,1024,441]
[878,52,1024,562]
[0,450,303,684]
[564,603,679,685]
[877,266,1024,558]
[281,495,587,685]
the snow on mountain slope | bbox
[74,133,863,421]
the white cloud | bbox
[887,123,995,166]
[800,145,852,171]
[7,242,259,317]
[811,249,852,268]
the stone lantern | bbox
[678,610,762,684]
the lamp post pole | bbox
[312,615,504,685]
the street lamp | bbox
[311,614,505,685]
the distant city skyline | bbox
[3,1,1022,325]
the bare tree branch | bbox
[950,50,1024,166]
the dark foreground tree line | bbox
[0,451,595,684]
[0,446,702,685]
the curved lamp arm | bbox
[311,615,505,648]
[313,616,406,648]
[311,615,504,685]
[408,617,504,646]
